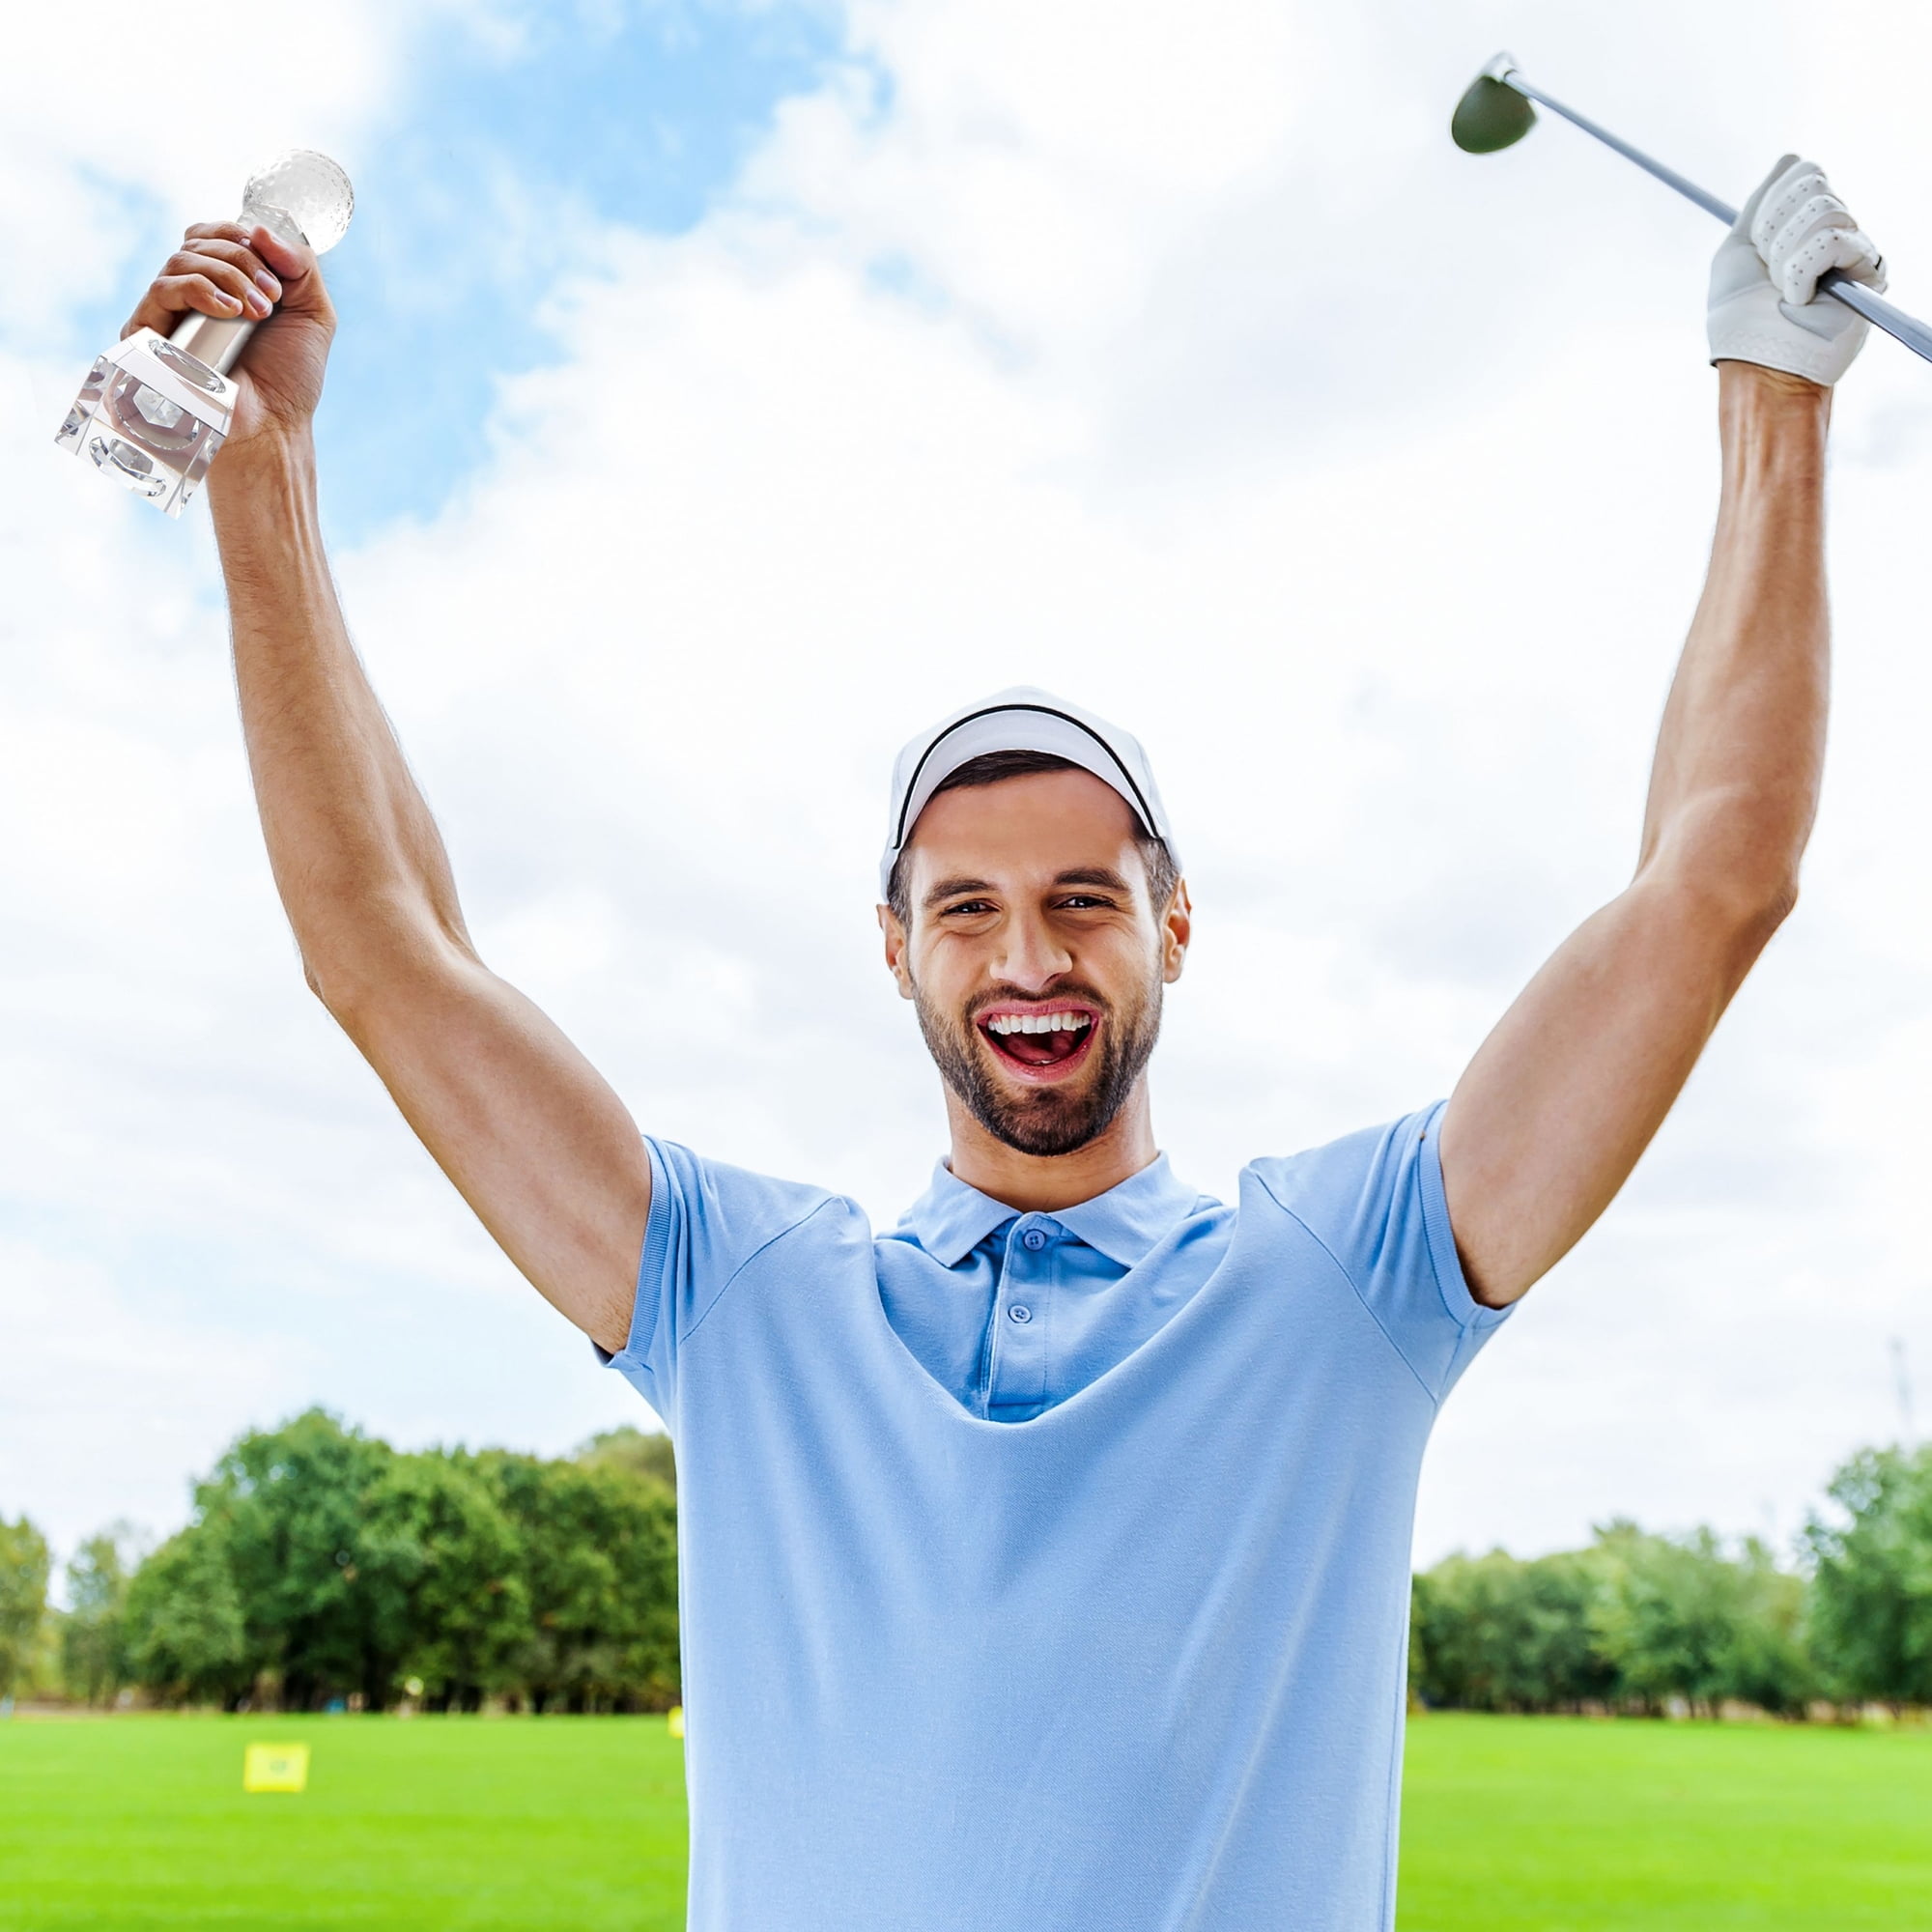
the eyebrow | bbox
[922,867,1136,911]
[923,876,994,909]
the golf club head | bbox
[1451,52,1536,155]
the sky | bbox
[5,0,1932,1587]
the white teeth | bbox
[985,1011,1092,1036]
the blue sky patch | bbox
[315,0,840,542]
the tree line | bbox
[1411,1444,1932,1716]
[4,1424,1929,1718]
[0,1410,679,1713]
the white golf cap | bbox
[880,687,1180,900]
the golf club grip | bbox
[1504,71,1932,368]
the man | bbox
[130,153,1879,1927]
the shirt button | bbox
[1021,1230,1047,1251]
[1009,1304,1033,1323]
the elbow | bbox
[1639,810,1804,951]
[300,946,384,1030]
[1753,871,1801,937]
[1716,857,1801,945]
[293,893,470,1029]
[1652,862,1800,964]
[300,950,353,1018]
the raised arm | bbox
[1437,157,1883,1309]
[130,221,648,1354]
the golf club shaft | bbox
[1502,69,1932,367]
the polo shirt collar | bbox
[897,1153,1204,1270]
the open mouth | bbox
[975,1005,1099,1081]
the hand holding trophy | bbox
[55,153,354,518]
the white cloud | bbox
[7,0,1932,1574]
[0,2,419,352]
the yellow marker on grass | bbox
[242,1743,311,1793]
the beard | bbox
[912,970,1165,1157]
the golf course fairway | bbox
[1,1711,1928,1928]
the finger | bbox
[167,247,275,317]
[185,235,284,306]
[1750,160,1826,260]
[1742,154,1805,242]
[1797,227,1887,302]
[1769,196,1841,303]
[1769,197,1861,305]
[183,220,258,249]
[245,225,323,305]
[122,270,260,342]
[1843,236,1888,295]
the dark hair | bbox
[885,750,1179,924]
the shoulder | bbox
[1239,1103,1505,1401]
[645,1140,866,1288]
[646,1137,849,1255]
[1242,1104,1445,1236]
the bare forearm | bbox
[209,431,467,1005]
[1638,363,1831,913]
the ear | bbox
[878,904,916,1001]
[1160,879,1192,985]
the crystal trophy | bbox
[55,152,354,518]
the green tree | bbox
[1806,1443,1932,1707]
[1411,1547,1615,1712]
[576,1425,675,1496]
[487,1452,680,1711]
[374,1451,528,1711]
[0,1516,51,1699]
[197,1408,405,1708]
[61,1526,138,1705]
[114,1410,681,1714]
[125,1525,251,1706]
[1413,1524,1814,1717]
[180,1413,535,1710]
[1591,1523,1814,1717]
[1714,1542,1814,1715]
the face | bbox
[880,769,1189,1157]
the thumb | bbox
[248,225,326,314]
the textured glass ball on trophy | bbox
[55,153,354,518]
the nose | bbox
[991,906,1073,992]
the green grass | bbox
[3,1712,1930,1929]
[1399,1713,1932,1930]
[0,1714,687,1930]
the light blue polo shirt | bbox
[604,1101,1510,1931]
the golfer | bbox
[129,154,1880,1928]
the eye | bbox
[1057,894,1117,911]
[942,898,998,918]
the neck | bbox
[942,1078,1159,1213]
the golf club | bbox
[1453,51,1932,367]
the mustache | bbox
[963,982,1113,1025]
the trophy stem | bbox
[169,310,258,378]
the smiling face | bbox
[881,766,1189,1158]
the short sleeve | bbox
[598,1137,836,1425]
[1248,1101,1510,1402]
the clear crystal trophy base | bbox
[55,329,235,518]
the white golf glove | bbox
[1707,155,1886,385]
